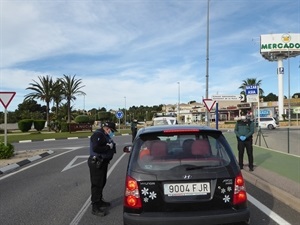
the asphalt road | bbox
[0,136,299,225]
[253,127,299,156]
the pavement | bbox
[0,132,299,214]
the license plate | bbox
[164,182,210,196]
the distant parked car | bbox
[152,116,178,126]
[255,117,279,129]
[123,125,250,225]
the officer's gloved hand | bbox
[107,142,114,149]
[239,136,246,141]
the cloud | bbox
[1,0,299,112]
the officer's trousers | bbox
[88,157,109,205]
[237,139,253,169]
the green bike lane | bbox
[224,132,300,213]
[224,132,300,183]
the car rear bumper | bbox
[123,208,250,225]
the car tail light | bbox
[124,176,142,209]
[233,173,247,205]
[163,129,200,133]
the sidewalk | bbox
[227,133,300,213]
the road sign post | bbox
[115,110,124,131]
[0,92,16,145]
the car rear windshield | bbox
[133,131,232,171]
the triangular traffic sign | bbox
[203,99,216,112]
[0,92,16,109]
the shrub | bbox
[33,120,46,132]
[74,115,90,123]
[60,122,69,132]
[18,119,34,132]
[0,142,14,159]
[49,120,61,132]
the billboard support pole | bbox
[277,57,284,121]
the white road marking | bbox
[248,194,291,225]
[61,155,89,172]
[0,147,83,181]
[70,153,127,225]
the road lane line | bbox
[248,194,291,225]
[70,153,127,225]
[0,147,82,181]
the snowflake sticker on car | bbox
[218,179,234,204]
[141,187,157,203]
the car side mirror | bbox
[123,145,132,153]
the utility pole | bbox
[205,0,210,127]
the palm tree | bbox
[239,78,264,101]
[60,74,85,123]
[25,75,54,130]
[52,79,64,116]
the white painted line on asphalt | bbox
[70,153,127,225]
[0,148,82,181]
[61,156,89,172]
[248,194,291,225]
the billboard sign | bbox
[245,85,258,95]
[260,33,300,61]
[212,95,244,101]
[247,95,259,103]
[293,107,300,114]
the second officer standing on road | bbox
[88,121,117,216]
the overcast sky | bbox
[1,0,300,111]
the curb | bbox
[14,134,130,143]
[243,170,300,213]
[17,136,90,143]
[0,150,54,174]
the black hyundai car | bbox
[123,125,250,225]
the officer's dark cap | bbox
[103,121,118,132]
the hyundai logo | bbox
[183,175,192,179]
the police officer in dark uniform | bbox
[234,112,255,171]
[88,121,117,216]
[131,119,142,142]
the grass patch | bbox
[0,129,132,143]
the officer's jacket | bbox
[234,119,254,141]
[89,128,115,161]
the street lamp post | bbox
[177,82,180,123]
[205,0,210,127]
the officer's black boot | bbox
[99,199,111,207]
[92,204,106,216]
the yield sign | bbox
[0,92,16,109]
[203,99,216,112]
